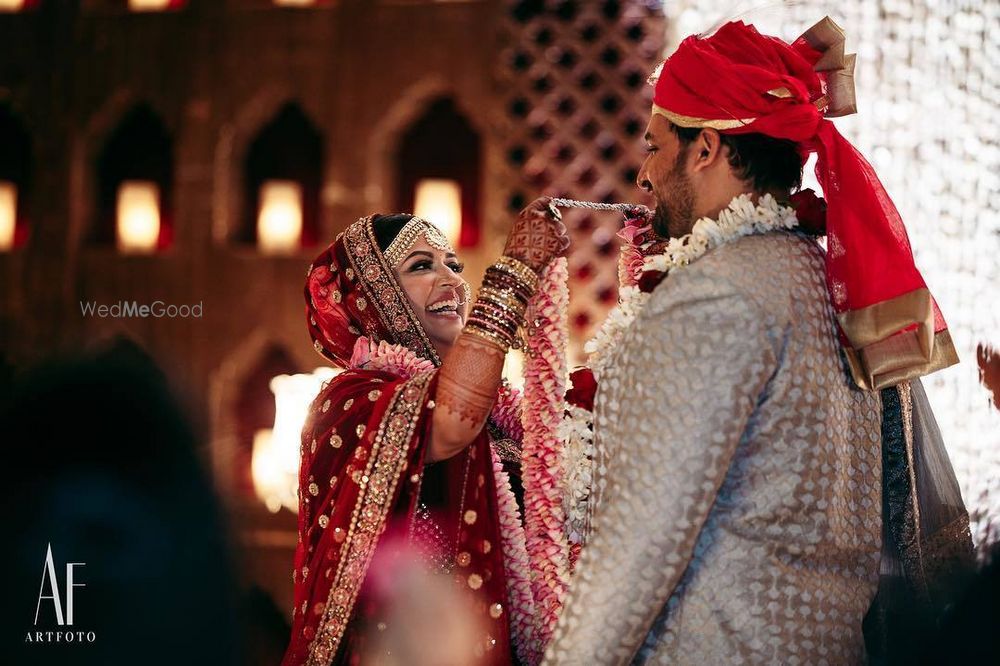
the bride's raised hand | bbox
[503,196,571,274]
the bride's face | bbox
[393,237,469,355]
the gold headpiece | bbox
[383,216,455,267]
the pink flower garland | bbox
[490,381,525,442]
[349,336,436,377]
[617,210,655,288]
[513,210,651,655]
[491,446,540,664]
[521,257,571,649]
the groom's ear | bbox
[691,128,724,172]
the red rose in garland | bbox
[565,367,597,412]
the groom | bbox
[539,17,961,665]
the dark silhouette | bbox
[1,340,241,665]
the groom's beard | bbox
[651,152,696,239]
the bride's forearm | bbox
[427,256,539,462]
[428,332,507,462]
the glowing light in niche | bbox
[0,181,16,251]
[414,178,462,248]
[257,180,303,255]
[128,0,184,12]
[252,368,339,514]
[116,181,160,254]
[129,0,176,11]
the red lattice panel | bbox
[494,0,665,362]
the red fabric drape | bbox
[281,370,512,665]
[650,20,955,387]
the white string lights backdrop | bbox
[663,0,1000,546]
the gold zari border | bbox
[651,103,755,130]
[306,371,435,665]
[839,288,959,390]
[844,329,958,392]
[837,288,934,349]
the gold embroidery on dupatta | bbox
[305,371,435,665]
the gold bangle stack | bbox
[464,256,538,352]
[493,256,539,293]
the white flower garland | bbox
[558,404,595,546]
[583,285,650,382]
[585,193,798,380]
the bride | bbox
[281,202,568,666]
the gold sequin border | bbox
[343,216,441,366]
[305,371,435,665]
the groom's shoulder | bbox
[693,231,825,289]
[705,230,823,272]
[655,232,826,316]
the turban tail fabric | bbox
[652,17,958,391]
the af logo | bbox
[25,543,96,644]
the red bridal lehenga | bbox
[281,216,524,666]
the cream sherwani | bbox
[545,232,883,665]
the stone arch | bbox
[213,87,326,248]
[70,91,174,250]
[366,76,490,215]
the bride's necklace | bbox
[584,193,798,378]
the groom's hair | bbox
[669,122,804,193]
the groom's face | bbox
[636,114,696,239]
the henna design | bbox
[504,197,572,273]
[436,333,506,427]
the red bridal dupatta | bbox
[282,217,514,666]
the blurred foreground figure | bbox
[541,16,973,665]
[1,340,241,665]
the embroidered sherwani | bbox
[546,232,883,665]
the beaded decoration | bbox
[383,216,455,267]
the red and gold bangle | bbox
[477,288,528,317]
[469,308,520,338]
[472,298,525,330]
[474,309,523,339]
[465,327,511,351]
[463,256,538,352]
[465,320,517,350]
[494,255,539,292]
[482,268,534,302]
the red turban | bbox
[651,17,957,390]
